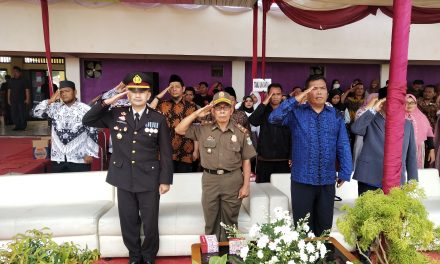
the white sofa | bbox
[99,173,269,257]
[418,169,440,225]
[260,169,440,250]
[0,171,114,250]
[0,172,270,257]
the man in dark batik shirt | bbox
[150,74,197,173]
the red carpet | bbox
[0,137,50,175]
[96,257,191,264]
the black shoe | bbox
[128,256,142,264]
[12,127,20,131]
[142,257,155,264]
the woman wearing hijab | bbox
[405,94,435,168]
[250,91,261,107]
[238,95,259,173]
[328,89,345,115]
[239,95,259,145]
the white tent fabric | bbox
[5,0,440,10]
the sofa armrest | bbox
[242,182,269,226]
[258,183,290,218]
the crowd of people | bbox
[21,71,440,264]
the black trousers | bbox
[117,188,160,262]
[51,161,91,173]
[357,181,380,196]
[11,102,27,130]
[2,104,12,125]
[291,181,335,236]
[173,160,193,173]
[256,160,290,183]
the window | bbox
[24,57,65,65]
[0,57,11,63]
[0,69,8,84]
[211,64,224,77]
[310,66,325,76]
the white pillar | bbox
[232,60,246,101]
[65,57,82,101]
[380,63,390,87]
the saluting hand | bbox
[373,98,386,112]
[48,89,60,104]
[156,85,172,100]
[104,91,128,106]
[195,103,213,118]
[365,97,379,109]
[115,82,127,93]
[262,92,273,105]
[295,86,315,103]
[159,184,170,195]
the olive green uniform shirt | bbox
[185,120,256,171]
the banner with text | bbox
[253,78,272,92]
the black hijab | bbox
[239,95,254,114]
[328,89,345,111]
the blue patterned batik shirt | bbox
[269,97,353,185]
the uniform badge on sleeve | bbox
[246,137,252,145]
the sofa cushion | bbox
[99,203,251,236]
[0,201,113,239]
[422,197,440,226]
[0,172,113,207]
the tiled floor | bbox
[0,120,50,137]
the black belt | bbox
[203,168,231,175]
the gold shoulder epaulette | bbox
[235,123,248,134]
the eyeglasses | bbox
[406,101,416,105]
[214,105,232,111]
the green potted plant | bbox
[337,181,440,264]
[0,228,100,264]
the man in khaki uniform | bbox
[175,92,256,241]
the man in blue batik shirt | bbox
[269,75,353,236]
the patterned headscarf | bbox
[405,94,434,168]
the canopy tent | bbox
[35,0,438,193]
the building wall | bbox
[1,1,440,61]
[1,1,440,99]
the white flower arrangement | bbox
[221,207,330,264]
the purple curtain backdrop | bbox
[244,62,381,95]
[80,59,232,103]
[407,65,440,86]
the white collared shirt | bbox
[132,107,146,120]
